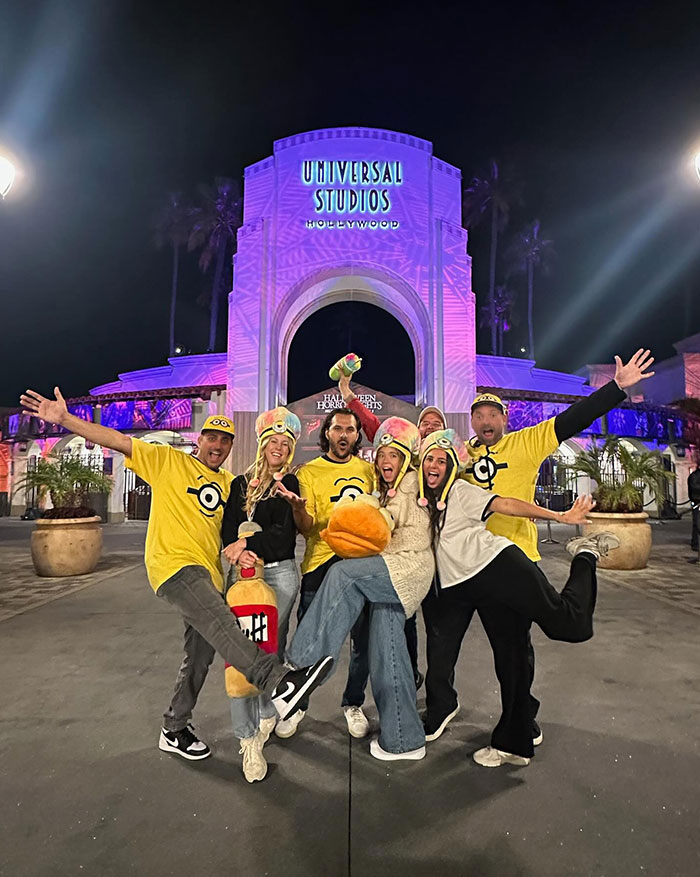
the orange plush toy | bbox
[321,494,395,558]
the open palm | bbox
[20,387,68,425]
[614,349,655,389]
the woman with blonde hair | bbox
[222,407,302,783]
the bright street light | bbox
[695,151,700,184]
[0,155,16,198]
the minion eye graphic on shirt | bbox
[466,448,509,491]
[187,475,224,517]
[330,476,366,504]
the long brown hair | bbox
[423,455,455,551]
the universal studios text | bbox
[302,159,403,229]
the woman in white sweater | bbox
[287,418,434,762]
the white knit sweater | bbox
[380,470,435,617]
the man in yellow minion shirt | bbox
[19,387,334,763]
[463,349,655,746]
[276,407,375,738]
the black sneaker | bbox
[158,724,211,760]
[423,703,460,742]
[271,656,334,721]
[415,671,425,691]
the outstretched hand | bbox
[20,387,68,425]
[560,494,596,525]
[614,349,655,390]
[275,481,308,511]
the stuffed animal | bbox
[321,493,395,558]
[224,523,279,698]
[329,352,362,381]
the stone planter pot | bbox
[583,511,651,570]
[30,516,103,577]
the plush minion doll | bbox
[418,429,470,511]
[321,494,395,558]
[373,417,420,498]
[224,522,279,698]
[248,406,302,488]
[328,352,362,381]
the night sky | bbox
[2,0,700,406]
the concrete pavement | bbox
[0,518,699,876]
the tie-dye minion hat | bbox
[418,429,470,510]
[329,352,362,381]
[373,417,420,497]
[249,407,302,487]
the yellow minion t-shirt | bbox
[463,419,560,561]
[297,455,375,574]
[126,439,233,592]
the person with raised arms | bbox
[461,348,655,748]
[419,428,619,768]
[20,387,332,765]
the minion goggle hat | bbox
[471,393,506,415]
[418,428,470,510]
[201,415,235,437]
[373,417,420,498]
[249,407,302,487]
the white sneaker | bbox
[239,733,267,783]
[274,709,306,739]
[370,737,425,761]
[344,706,370,738]
[472,745,530,768]
[566,532,621,560]
[259,716,277,745]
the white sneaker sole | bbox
[370,738,426,761]
[344,710,370,739]
[425,704,460,742]
[158,731,211,761]
[274,711,305,739]
[472,746,530,768]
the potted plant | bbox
[567,436,674,570]
[15,455,113,577]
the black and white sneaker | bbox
[271,656,334,721]
[423,703,460,742]
[158,724,211,761]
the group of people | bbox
[20,347,655,783]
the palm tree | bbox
[188,177,242,352]
[154,192,191,356]
[508,219,554,361]
[478,285,517,355]
[463,160,514,355]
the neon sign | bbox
[302,159,403,229]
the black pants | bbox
[424,545,597,758]
[691,506,699,551]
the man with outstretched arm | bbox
[440,348,655,747]
[20,387,333,762]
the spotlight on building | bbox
[174,345,184,355]
[0,155,16,199]
[520,347,527,353]
[695,150,700,184]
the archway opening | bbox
[286,301,415,402]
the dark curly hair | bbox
[423,454,455,551]
[318,408,363,455]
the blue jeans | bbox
[228,559,300,740]
[288,556,425,754]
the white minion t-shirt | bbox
[126,439,233,592]
[463,419,560,562]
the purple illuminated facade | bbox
[228,128,476,447]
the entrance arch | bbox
[286,299,416,402]
[271,264,432,408]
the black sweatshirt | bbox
[554,380,626,442]
[222,473,299,563]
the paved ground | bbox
[1,518,699,877]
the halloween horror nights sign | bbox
[302,159,403,229]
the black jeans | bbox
[424,546,597,757]
[691,506,699,551]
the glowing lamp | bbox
[695,151,700,184]
[0,156,16,198]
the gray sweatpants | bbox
[157,565,287,732]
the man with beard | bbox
[434,348,655,751]
[275,409,375,738]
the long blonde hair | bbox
[244,435,294,519]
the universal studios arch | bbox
[226,127,476,469]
